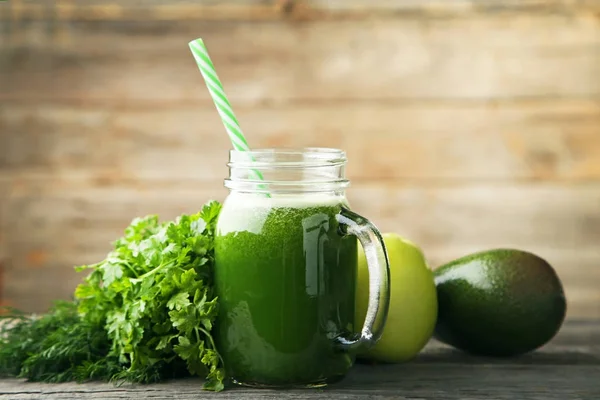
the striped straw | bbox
[188,38,266,186]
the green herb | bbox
[0,301,116,383]
[0,200,225,391]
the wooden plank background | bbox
[0,0,599,319]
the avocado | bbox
[433,249,566,357]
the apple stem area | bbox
[0,320,598,399]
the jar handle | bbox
[336,207,391,352]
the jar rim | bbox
[228,147,347,168]
[225,147,349,193]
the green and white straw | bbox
[188,38,266,185]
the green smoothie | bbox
[214,194,358,387]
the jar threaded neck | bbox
[225,148,349,194]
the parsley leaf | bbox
[0,200,225,391]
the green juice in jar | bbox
[213,148,390,388]
[214,193,358,386]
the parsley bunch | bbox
[0,200,225,391]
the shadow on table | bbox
[408,341,600,365]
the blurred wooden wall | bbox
[1,0,599,318]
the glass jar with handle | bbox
[214,148,390,388]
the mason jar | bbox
[214,148,390,388]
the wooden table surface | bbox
[0,321,598,400]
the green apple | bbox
[355,233,437,363]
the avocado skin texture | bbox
[433,249,566,357]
